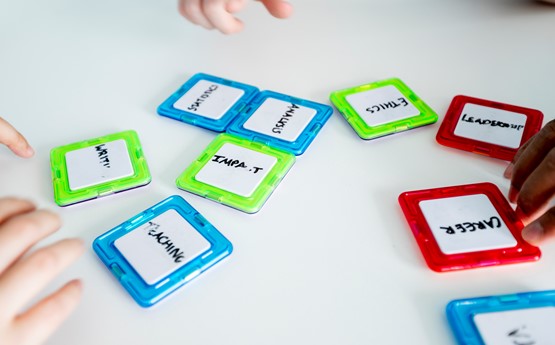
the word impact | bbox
[272,103,300,134]
[95,144,111,168]
[440,216,502,235]
[187,84,219,112]
[145,221,185,263]
[211,155,264,174]
[460,114,524,131]
[366,97,409,113]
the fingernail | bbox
[25,145,35,157]
[503,163,514,179]
[522,222,543,245]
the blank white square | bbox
[65,139,134,191]
[419,194,517,255]
[454,103,527,149]
[242,98,317,142]
[114,209,211,285]
[195,143,277,197]
[345,85,420,127]
[173,80,245,120]
[474,307,555,345]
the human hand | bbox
[178,0,293,34]
[504,120,555,245]
[0,198,84,345]
[0,117,34,158]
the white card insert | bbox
[114,209,211,285]
[242,98,317,142]
[195,143,277,197]
[474,307,555,345]
[173,80,245,120]
[345,85,420,126]
[65,139,134,191]
[454,103,527,149]
[419,194,517,255]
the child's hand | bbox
[505,120,555,245]
[0,117,34,158]
[0,198,84,345]
[178,0,293,34]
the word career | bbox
[95,144,111,168]
[187,84,219,112]
[366,97,409,113]
[460,114,524,131]
[440,216,502,235]
[211,155,264,174]
[272,103,300,134]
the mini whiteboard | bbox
[93,195,232,307]
[157,73,259,132]
[50,130,151,206]
[447,290,555,345]
[398,182,540,272]
[176,133,295,213]
[330,78,438,140]
[227,90,333,155]
[436,95,543,161]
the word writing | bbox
[145,221,185,263]
[460,114,524,131]
[187,84,219,112]
[211,155,264,174]
[272,103,300,134]
[507,325,536,345]
[95,144,111,168]
[366,97,409,113]
[440,216,502,235]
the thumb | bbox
[521,207,555,245]
[258,0,293,19]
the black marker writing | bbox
[187,84,219,112]
[366,97,409,113]
[461,114,524,131]
[507,325,536,345]
[211,155,263,174]
[440,216,502,235]
[272,103,300,134]
[95,144,110,168]
[145,221,185,263]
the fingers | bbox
[0,209,61,273]
[0,198,35,225]
[503,136,533,179]
[178,0,290,34]
[226,0,247,13]
[508,120,555,202]
[515,148,555,218]
[12,280,83,345]
[0,238,84,318]
[0,117,34,158]
[259,0,293,18]
[179,0,247,34]
[521,207,555,245]
[203,0,245,34]
[179,0,214,30]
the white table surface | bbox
[1,0,555,344]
